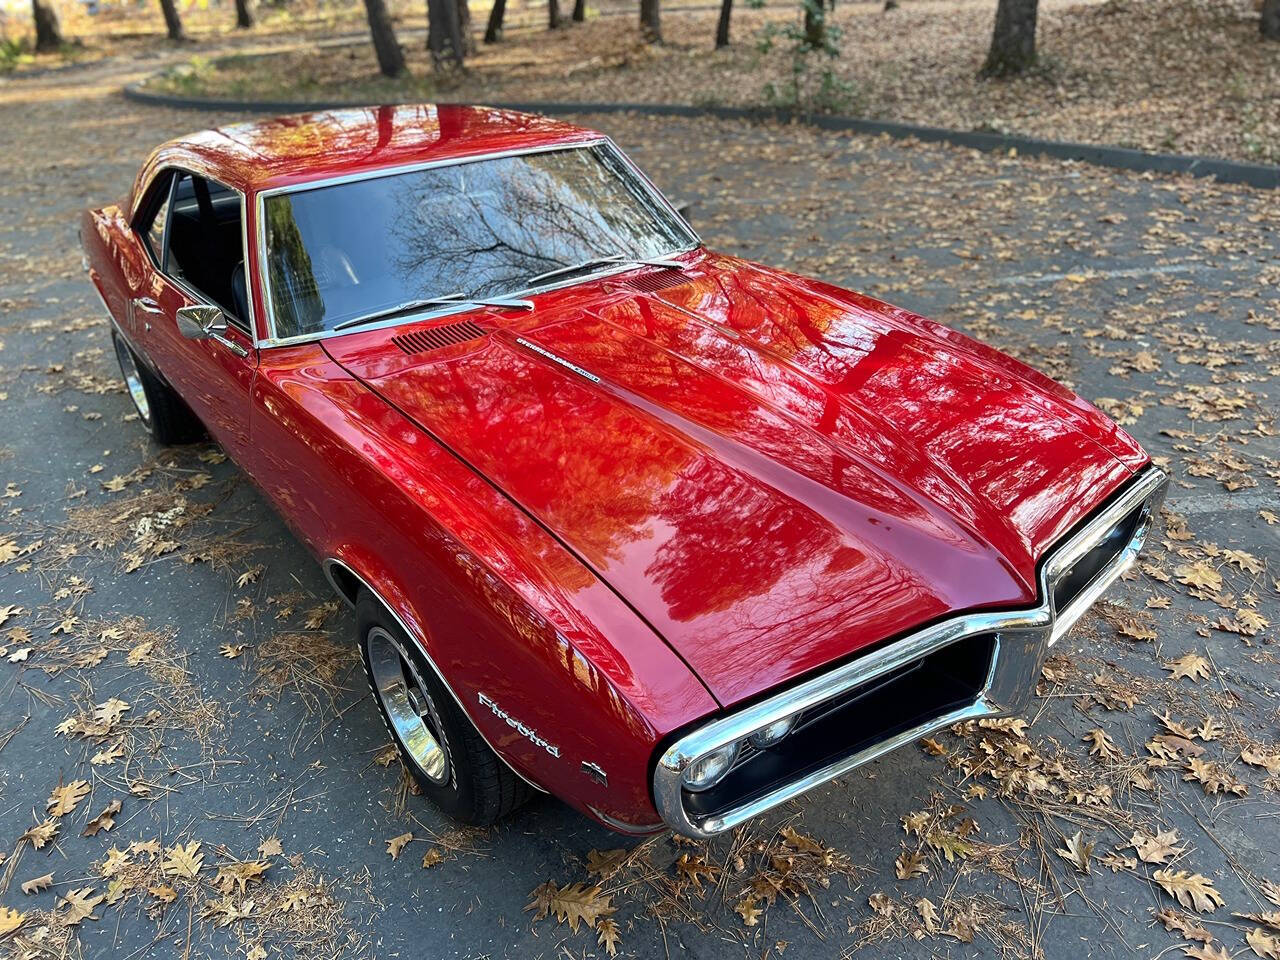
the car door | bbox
[139,169,257,460]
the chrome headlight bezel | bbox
[681,742,740,792]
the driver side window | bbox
[145,169,252,335]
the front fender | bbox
[250,344,718,829]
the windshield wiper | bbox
[332,293,534,332]
[524,254,686,288]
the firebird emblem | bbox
[514,337,601,384]
[478,692,560,758]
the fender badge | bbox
[478,692,560,758]
[581,761,608,787]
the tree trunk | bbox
[157,0,186,42]
[548,0,562,27]
[32,0,63,52]
[484,0,506,42]
[572,0,585,22]
[427,0,465,68]
[234,0,255,28]
[982,0,1038,76]
[456,0,476,54]
[802,0,824,49]
[714,0,731,47]
[1263,0,1280,39]
[363,0,407,75]
[640,0,660,42]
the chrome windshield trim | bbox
[252,137,701,350]
[654,466,1167,838]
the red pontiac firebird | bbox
[81,105,1166,837]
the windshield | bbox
[261,143,696,339]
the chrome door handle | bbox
[132,296,162,331]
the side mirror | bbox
[176,304,227,341]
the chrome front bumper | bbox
[653,466,1167,838]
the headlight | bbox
[749,715,797,748]
[682,742,739,792]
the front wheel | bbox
[356,592,531,826]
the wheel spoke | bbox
[366,627,450,784]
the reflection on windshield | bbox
[263,144,695,339]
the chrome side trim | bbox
[654,466,1167,838]
[251,138,701,350]
[322,557,548,794]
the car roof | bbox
[143,104,604,196]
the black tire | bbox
[112,331,203,445]
[356,591,531,826]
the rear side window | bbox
[140,171,174,268]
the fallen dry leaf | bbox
[385,832,413,860]
[597,915,621,956]
[735,896,762,926]
[1185,945,1232,960]
[1248,928,1280,959]
[1131,829,1185,865]
[21,819,59,850]
[1154,869,1225,913]
[46,779,91,817]
[895,849,928,880]
[1155,906,1212,943]
[83,799,122,837]
[58,887,104,926]
[1165,653,1212,682]
[525,881,616,933]
[1056,831,1094,874]
[162,841,204,879]
[20,873,52,896]
[0,906,24,936]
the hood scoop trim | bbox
[625,271,690,295]
[392,320,487,355]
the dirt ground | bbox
[0,50,1277,960]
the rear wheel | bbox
[112,332,202,445]
[356,592,531,826]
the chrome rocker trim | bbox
[654,466,1167,838]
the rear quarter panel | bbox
[80,205,137,334]
[247,344,717,828]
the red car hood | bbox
[324,255,1144,706]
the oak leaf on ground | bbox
[1153,869,1225,913]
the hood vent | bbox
[626,271,690,295]
[391,320,487,355]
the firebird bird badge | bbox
[478,692,560,758]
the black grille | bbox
[684,633,998,821]
[1051,503,1144,615]
[626,271,690,295]
[391,320,487,355]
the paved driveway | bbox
[0,59,1277,960]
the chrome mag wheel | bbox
[114,336,152,427]
[366,626,451,784]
